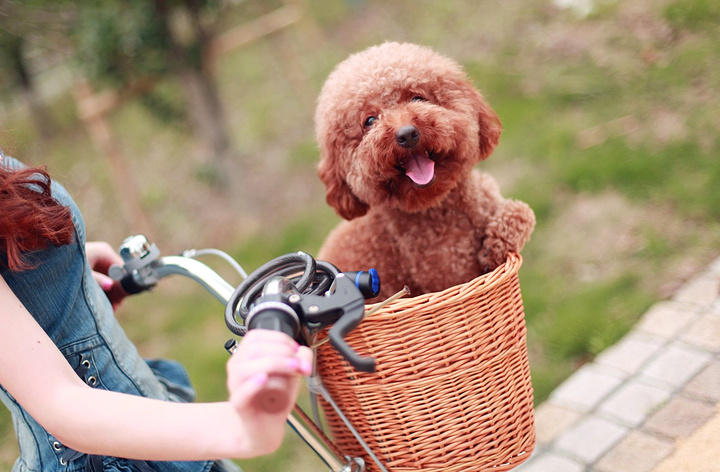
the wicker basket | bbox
[315,252,535,471]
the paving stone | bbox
[522,260,720,472]
[673,274,720,306]
[593,431,673,472]
[554,416,628,463]
[651,407,720,472]
[549,364,624,412]
[635,301,700,339]
[641,342,712,389]
[595,332,665,375]
[598,380,672,426]
[681,314,720,352]
[683,361,720,402]
[643,395,716,439]
[514,452,584,472]
[533,402,583,446]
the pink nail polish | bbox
[300,360,313,375]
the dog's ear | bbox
[318,151,369,220]
[474,89,502,161]
[478,99,501,160]
[456,82,502,161]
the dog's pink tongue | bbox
[404,152,435,186]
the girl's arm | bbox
[0,274,312,461]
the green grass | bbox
[521,270,656,400]
[664,0,720,31]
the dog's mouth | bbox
[398,150,436,188]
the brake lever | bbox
[297,274,376,373]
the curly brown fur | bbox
[316,42,535,300]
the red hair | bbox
[0,164,74,271]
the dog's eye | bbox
[364,116,377,128]
[411,96,427,102]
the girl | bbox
[0,153,312,472]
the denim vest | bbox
[0,157,240,472]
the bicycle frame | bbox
[109,235,377,472]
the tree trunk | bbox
[9,36,55,139]
[157,0,234,184]
[178,66,231,163]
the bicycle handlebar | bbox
[109,235,381,412]
[244,303,300,413]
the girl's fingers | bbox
[91,270,127,309]
[86,241,123,273]
[228,366,301,413]
[240,329,300,348]
[231,342,297,361]
[92,271,114,291]
[228,356,306,388]
[228,330,300,362]
[296,346,314,369]
[229,372,272,411]
[226,330,313,412]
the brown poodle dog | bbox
[316,42,535,300]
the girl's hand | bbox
[86,241,127,310]
[226,330,313,420]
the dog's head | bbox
[316,42,501,220]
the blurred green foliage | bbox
[664,0,720,31]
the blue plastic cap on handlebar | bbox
[347,269,381,299]
[368,268,380,296]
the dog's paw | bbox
[478,246,506,274]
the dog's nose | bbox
[396,125,420,149]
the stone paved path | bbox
[516,255,720,472]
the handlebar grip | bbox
[244,302,301,413]
[245,303,300,339]
[119,273,150,295]
[108,264,155,295]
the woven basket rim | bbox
[365,252,523,314]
